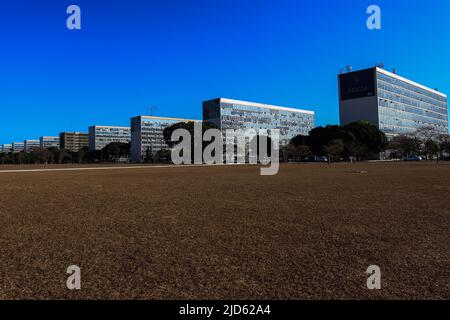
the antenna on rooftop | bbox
[393,68,397,74]
[376,62,384,69]
[142,105,158,116]
[149,105,158,116]
[346,65,352,73]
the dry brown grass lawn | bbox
[0,162,448,299]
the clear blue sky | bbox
[1,0,449,143]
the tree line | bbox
[388,127,450,161]
[0,142,132,165]
[282,121,450,163]
[2,121,449,165]
[282,121,388,163]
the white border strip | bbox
[220,98,315,115]
[376,67,447,98]
[136,116,201,122]
[89,125,131,130]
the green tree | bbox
[154,148,171,163]
[290,135,309,147]
[58,149,70,164]
[29,148,52,164]
[280,144,295,163]
[102,142,130,163]
[144,146,153,163]
[345,141,367,163]
[294,145,312,161]
[438,134,450,160]
[324,139,345,164]
[424,139,440,162]
[14,151,28,165]
[292,121,386,161]
[343,121,387,158]
[77,146,89,164]
[389,135,421,158]
[0,152,6,164]
[307,125,351,156]
[414,126,440,160]
[47,147,59,164]
[86,149,102,163]
[415,126,439,143]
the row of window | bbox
[378,99,448,123]
[377,73,447,104]
[378,83,447,114]
[379,110,448,134]
[134,120,180,154]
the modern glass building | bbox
[40,136,60,149]
[59,132,89,152]
[1,144,12,153]
[339,67,448,138]
[202,98,315,145]
[12,142,25,153]
[131,116,199,162]
[24,140,40,152]
[89,125,131,151]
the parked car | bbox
[404,155,422,161]
[314,156,328,162]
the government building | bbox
[131,116,199,162]
[40,136,60,149]
[12,142,25,153]
[59,132,89,153]
[1,144,12,153]
[88,125,131,151]
[339,67,448,138]
[24,139,40,152]
[202,98,315,146]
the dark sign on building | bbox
[339,68,376,101]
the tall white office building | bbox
[203,98,315,146]
[339,67,448,138]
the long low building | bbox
[89,125,131,151]
[131,116,199,162]
[59,132,89,152]
[203,98,315,145]
[40,136,60,149]
[1,144,12,153]
[12,142,25,153]
[24,139,40,152]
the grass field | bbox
[0,162,448,299]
